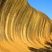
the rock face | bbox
[0,0,52,52]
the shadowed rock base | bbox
[29,47,52,52]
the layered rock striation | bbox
[0,0,52,52]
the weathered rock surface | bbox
[0,0,52,52]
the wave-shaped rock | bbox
[0,0,52,52]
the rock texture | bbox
[0,0,52,52]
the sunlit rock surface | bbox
[0,0,52,52]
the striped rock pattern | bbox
[0,0,52,52]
